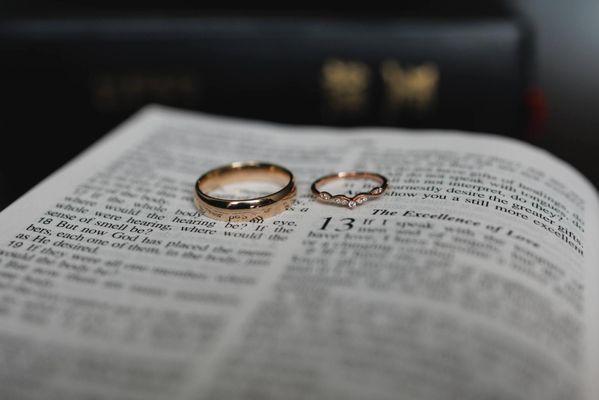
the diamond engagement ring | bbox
[311,171,388,209]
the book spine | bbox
[0,17,530,137]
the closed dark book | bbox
[0,7,531,207]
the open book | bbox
[0,106,597,400]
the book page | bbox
[0,106,597,400]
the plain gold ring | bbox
[194,161,296,221]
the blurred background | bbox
[0,1,598,210]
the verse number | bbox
[320,217,355,231]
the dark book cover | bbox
[0,4,532,208]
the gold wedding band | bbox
[311,171,388,209]
[194,161,296,221]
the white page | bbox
[0,105,597,400]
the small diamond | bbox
[348,200,357,208]
[320,192,331,200]
[335,198,341,203]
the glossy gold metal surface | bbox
[311,171,388,209]
[194,161,296,221]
